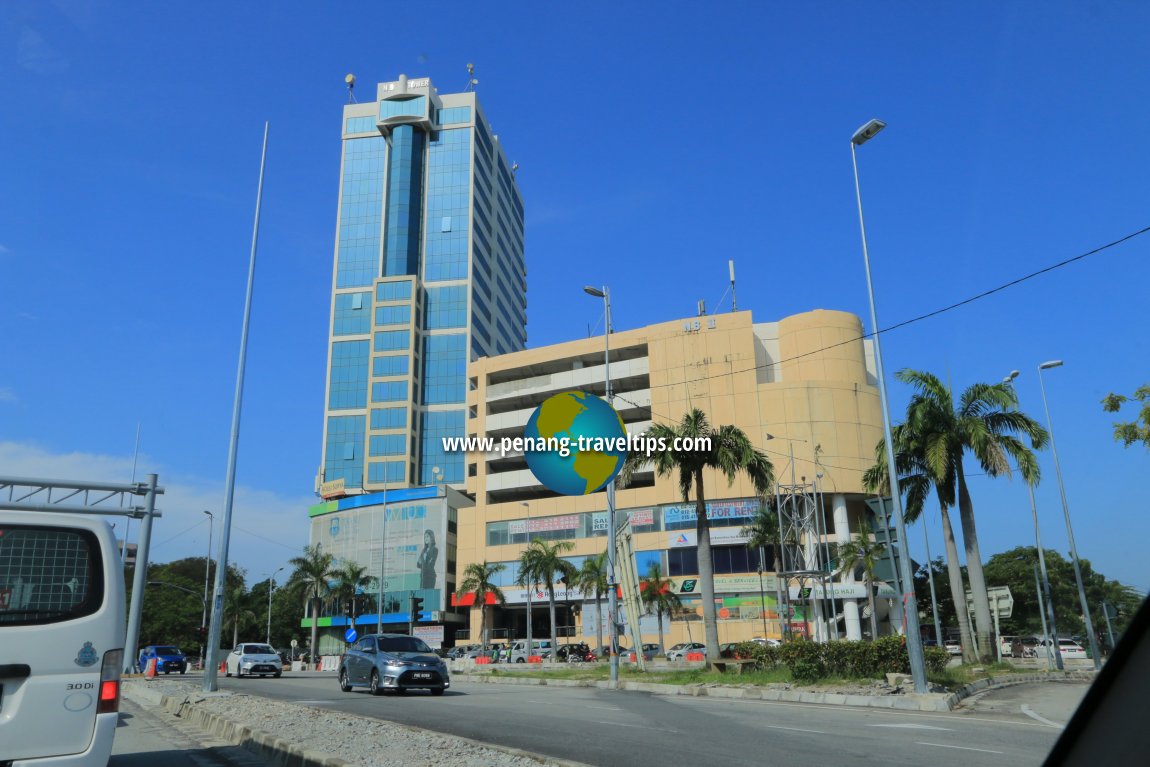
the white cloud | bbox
[0,441,313,582]
[17,27,69,74]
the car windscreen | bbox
[154,646,181,655]
[380,636,432,654]
[242,644,275,654]
[0,524,102,626]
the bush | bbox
[736,635,945,682]
[924,646,950,674]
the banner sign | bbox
[528,514,580,533]
[592,512,609,532]
[628,508,655,526]
[663,499,759,525]
[414,625,445,648]
[667,527,750,548]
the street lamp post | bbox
[521,501,533,654]
[266,567,284,645]
[584,284,619,686]
[1003,371,1063,670]
[850,118,928,694]
[201,510,214,667]
[1037,360,1102,670]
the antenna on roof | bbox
[345,73,357,104]
[465,62,478,92]
[697,299,707,317]
[511,162,519,177]
[729,259,737,312]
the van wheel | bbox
[516,658,525,663]
[369,670,382,696]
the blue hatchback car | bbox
[138,645,188,674]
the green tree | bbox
[331,560,376,623]
[521,539,577,654]
[864,422,978,661]
[741,503,787,638]
[836,534,887,641]
[640,562,681,653]
[1102,385,1150,449]
[286,544,336,665]
[458,561,506,650]
[223,584,258,648]
[573,551,609,654]
[620,409,774,664]
[134,557,244,655]
[888,370,1048,661]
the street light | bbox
[1037,360,1102,670]
[1003,371,1063,670]
[584,284,619,686]
[850,118,928,694]
[201,510,214,667]
[521,501,533,654]
[266,567,284,645]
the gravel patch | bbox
[124,680,585,767]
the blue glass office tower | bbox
[319,75,526,494]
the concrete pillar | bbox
[835,494,862,641]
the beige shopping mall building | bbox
[453,308,900,650]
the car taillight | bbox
[98,650,123,714]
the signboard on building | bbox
[528,514,580,533]
[414,625,445,648]
[592,512,609,533]
[628,508,655,527]
[319,478,347,499]
[670,573,779,595]
[663,499,759,525]
[667,527,750,548]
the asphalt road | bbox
[110,696,266,767]
[164,671,1079,766]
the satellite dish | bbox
[345,73,356,86]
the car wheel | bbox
[237,667,244,678]
[431,688,445,696]
[516,658,525,663]
[339,670,352,692]
[274,671,282,678]
[369,670,382,696]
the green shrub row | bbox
[732,637,949,683]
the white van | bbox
[0,511,125,765]
[508,639,552,663]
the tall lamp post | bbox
[201,510,214,668]
[1004,370,1063,670]
[521,501,533,653]
[266,567,284,645]
[850,118,928,693]
[584,284,619,686]
[1037,360,1102,670]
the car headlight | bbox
[391,660,412,667]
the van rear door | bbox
[0,514,124,762]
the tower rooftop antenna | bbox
[345,73,357,104]
[464,62,478,92]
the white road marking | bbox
[869,723,952,731]
[916,742,1005,754]
[586,705,623,711]
[596,721,677,733]
[766,725,827,734]
[1021,704,1064,728]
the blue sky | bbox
[1,2,1147,593]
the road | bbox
[149,672,1082,766]
[111,696,266,767]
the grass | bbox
[927,660,1020,688]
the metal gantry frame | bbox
[775,478,832,641]
[0,474,165,673]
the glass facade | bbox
[424,129,471,282]
[425,285,468,329]
[328,340,370,410]
[344,116,376,134]
[372,355,408,377]
[421,334,466,404]
[333,292,372,336]
[376,281,413,302]
[420,410,465,484]
[374,305,411,326]
[379,96,427,120]
[383,125,425,277]
[336,137,386,288]
[436,106,471,125]
[324,415,366,489]
[370,407,407,429]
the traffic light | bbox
[344,599,354,617]
[410,594,424,621]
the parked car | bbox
[944,639,963,656]
[225,642,283,678]
[1038,638,1088,660]
[508,639,553,663]
[339,633,449,695]
[666,642,706,660]
[752,637,782,647]
[622,643,661,662]
[719,642,740,659]
[138,645,188,674]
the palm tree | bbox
[287,544,336,667]
[573,551,608,654]
[332,560,376,624]
[620,409,774,665]
[741,503,787,639]
[896,369,1048,661]
[864,422,977,662]
[836,534,886,640]
[640,562,681,653]
[521,539,578,654]
[458,561,506,650]
[515,547,540,653]
[223,585,257,648]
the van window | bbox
[0,524,103,625]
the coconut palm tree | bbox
[836,534,886,640]
[521,539,578,654]
[331,560,376,623]
[864,422,977,662]
[620,408,774,664]
[458,561,506,650]
[286,544,336,667]
[741,502,789,639]
[515,547,540,653]
[640,562,681,653]
[573,551,608,654]
[223,585,257,648]
[895,369,1048,661]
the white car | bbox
[665,642,705,660]
[752,637,782,647]
[226,642,283,678]
[1038,638,1088,660]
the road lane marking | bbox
[1021,704,1064,728]
[767,725,827,734]
[916,742,1005,754]
[586,705,623,711]
[596,720,678,733]
[869,723,951,731]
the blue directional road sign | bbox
[345,628,358,643]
